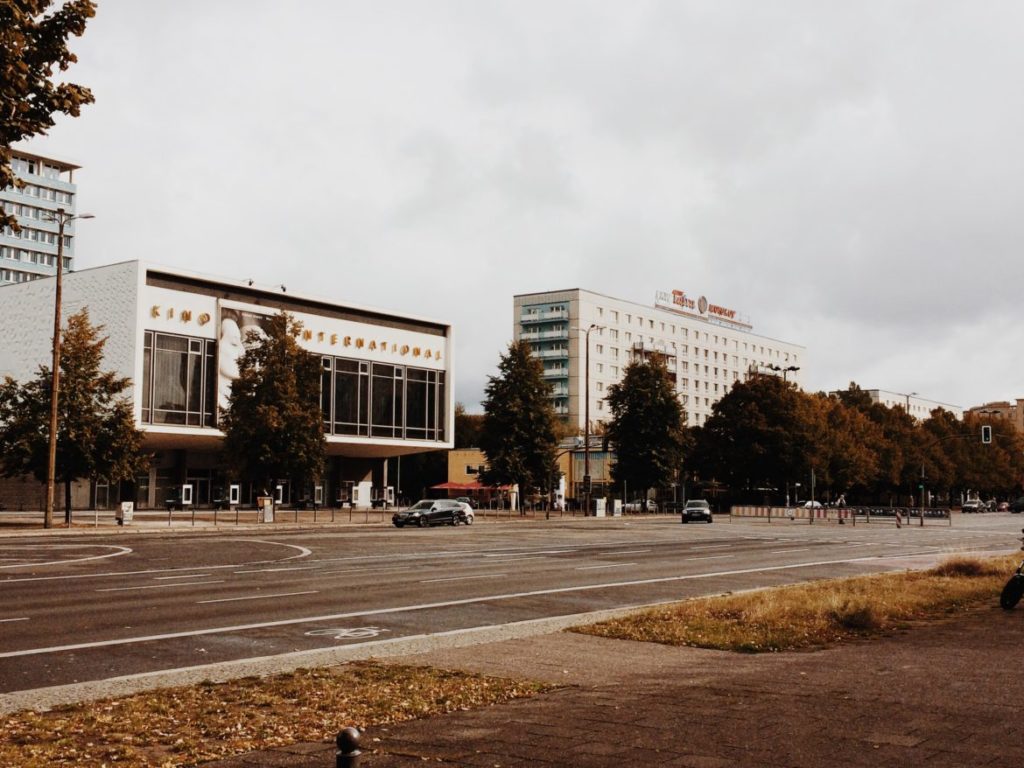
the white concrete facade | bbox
[514,288,806,431]
[866,390,962,421]
[0,261,454,508]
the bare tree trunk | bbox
[64,479,72,526]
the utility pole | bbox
[42,208,94,529]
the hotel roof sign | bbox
[655,289,753,330]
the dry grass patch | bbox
[574,554,1019,653]
[0,661,552,768]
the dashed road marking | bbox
[198,590,319,605]
[98,581,225,592]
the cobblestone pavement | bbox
[204,604,1024,767]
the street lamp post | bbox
[42,208,94,529]
[581,323,603,516]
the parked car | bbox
[1010,497,1024,514]
[681,499,713,524]
[961,499,984,513]
[456,501,475,525]
[801,500,823,509]
[392,499,464,528]
[622,500,658,513]
[998,501,1010,512]
[455,496,476,509]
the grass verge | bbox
[573,554,1019,653]
[0,661,552,767]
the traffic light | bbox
[982,425,992,444]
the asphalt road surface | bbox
[0,513,1020,697]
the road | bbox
[0,513,1019,698]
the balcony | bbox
[520,309,568,323]
[543,368,569,379]
[521,328,569,342]
[535,347,569,359]
[554,405,569,415]
[550,385,569,397]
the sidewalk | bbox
[204,605,1024,767]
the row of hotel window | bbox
[10,157,70,182]
[0,246,71,268]
[140,331,447,441]
[2,200,76,222]
[590,341,796,366]
[1,225,71,247]
[0,268,46,283]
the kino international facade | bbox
[0,261,453,510]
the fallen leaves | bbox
[0,661,551,767]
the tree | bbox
[605,356,686,508]
[692,373,826,502]
[220,312,325,505]
[1,0,96,231]
[454,402,484,448]
[479,341,558,507]
[0,308,147,522]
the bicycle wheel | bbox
[1000,575,1024,610]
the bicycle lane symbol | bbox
[305,626,391,641]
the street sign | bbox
[982,425,992,444]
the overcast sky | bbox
[26,1,1024,413]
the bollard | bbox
[336,727,361,767]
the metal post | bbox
[336,727,362,767]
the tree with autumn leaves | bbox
[1,0,97,232]
[691,379,1024,505]
[0,308,147,523]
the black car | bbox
[392,499,465,528]
[681,499,713,523]
[1010,497,1024,514]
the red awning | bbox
[430,481,512,491]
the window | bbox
[596,363,603,373]
[142,332,215,427]
[595,344,604,354]
[611,311,618,322]
[326,358,445,441]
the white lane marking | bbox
[0,617,28,623]
[691,545,731,550]
[684,555,733,561]
[485,550,572,556]
[421,574,508,584]
[306,626,389,640]
[770,548,809,554]
[477,556,548,563]
[0,545,132,570]
[577,563,637,570]
[97,581,225,593]
[318,566,413,576]
[599,549,651,556]
[153,573,212,581]
[0,552,907,660]
[225,540,313,561]
[198,590,319,605]
[233,567,319,574]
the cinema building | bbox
[514,288,806,431]
[0,261,453,510]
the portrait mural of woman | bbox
[217,306,273,411]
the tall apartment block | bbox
[0,149,80,285]
[514,288,806,431]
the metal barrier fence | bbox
[729,505,952,526]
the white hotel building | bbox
[0,261,453,510]
[514,288,805,431]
